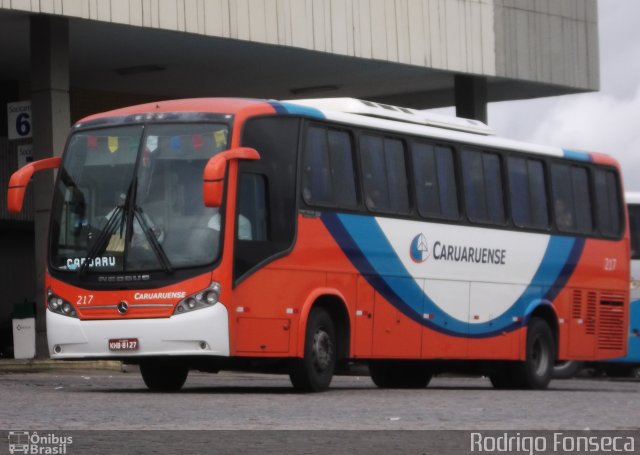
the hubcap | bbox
[312,329,334,372]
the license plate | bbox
[108,338,139,351]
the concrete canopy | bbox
[0,3,597,111]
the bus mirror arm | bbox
[7,156,62,214]
[203,147,260,207]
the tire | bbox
[553,360,584,379]
[289,308,336,392]
[510,317,555,389]
[140,361,189,392]
[369,361,432,389]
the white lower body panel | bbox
[47,303,230,359]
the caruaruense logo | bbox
[410,234,430,263]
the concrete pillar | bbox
[30,15,71,358]
[454,75,488,124]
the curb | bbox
[0,359,122,372]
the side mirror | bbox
[203,147,260,207]
[7,157,62,214]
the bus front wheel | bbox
[140,361,189,392]
[289,308,336,392]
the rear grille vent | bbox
[597,297,625,351]
[571,290,582,319]
[585,291,597,335]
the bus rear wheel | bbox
[511,317,555,389]
[140,361,189,392]
[369,361,432,389]
[289,308,336,392]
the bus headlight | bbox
[47,289,78,318]
[173,281,221,315]
[204,289,219,305]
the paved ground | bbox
[0,369,638,431]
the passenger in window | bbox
[207,209,253,240]
[365,189,382,211]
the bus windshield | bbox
[50,123,229,273]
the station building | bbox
[0,0,599,356]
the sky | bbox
[431,1,640,192]
[489,0,640,192]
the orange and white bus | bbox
[8,98,629,391]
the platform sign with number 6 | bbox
[7,100,32,140]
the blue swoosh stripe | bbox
[322,213,585,338]
[268,101,325,119]
[563,149,592,162]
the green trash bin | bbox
[12,301,36,359]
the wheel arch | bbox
[297,289,352,360]
[527,302,559,360]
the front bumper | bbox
[47,303,230,359]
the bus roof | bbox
[76,97,618,167]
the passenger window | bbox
[236,117,299,281]
[507,157,549,229]
[551,164,593,234]
[572,167,593,233]
[630,205,640,260]
[593,169,622,237]
[302,126,357,209]
[237,173,268,241]
[412,142,459,219]
[461,149,505,224]
[360,134,410,214]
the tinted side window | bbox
[237,173,268,241]
[327,130,358,208]
[629,204,640,260]
[528,160,549,228]
[360,134,410,214]
[593,169,622,237]
[236,117,300,281]
[507,157,549,229]
[461,149,505,224]
[551,163,593,234]
[412,142,459,220]
[302,126,357,209]
[572,167,593,233]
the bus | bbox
[554,193,639,379]
[7,98,630,392]
[624,193,640,369]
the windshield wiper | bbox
[133,206,173,274]
[77,178,135,277]
[77,204,124,277]
[77,180,173,277]
[124,176,173,275]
